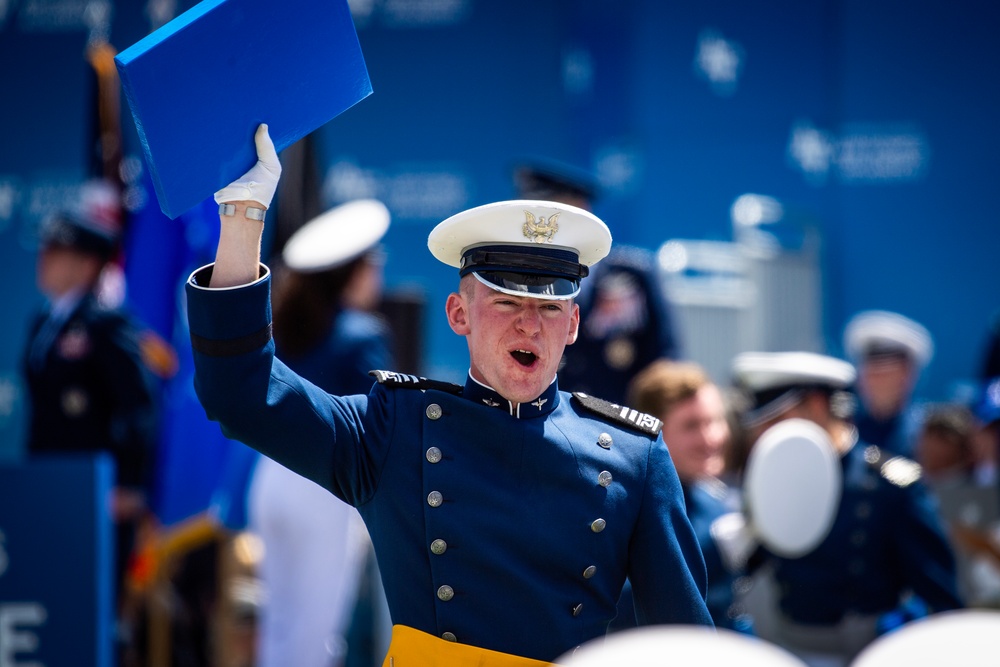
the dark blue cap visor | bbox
[472,271,580,300]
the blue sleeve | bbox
[185,265,393,507]
[628,435,714,626]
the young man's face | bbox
[859,356,914,417]
[447,277,580,404]
[661,384,730,482]
[36,245,102,299]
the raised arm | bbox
[210,124,282,287]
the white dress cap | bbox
[732,351,857,393]
[558,625,807,667]
[732,352,857,426]
[843,310,934,369]
[853,609,1000,667]
[427,199,611,300]
[428,199,611,269]
[282,199,390,273]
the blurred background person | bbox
[21,182,162,663]
[731,351,962,667]
[625,359,754,634]
[844,310,934,458]
[512,159,681,404]
[934,377,1000,610]
[915,404,979,490]
[213,199,393,667]
[972,377,1000,488]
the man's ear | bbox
[566,303,580,345]
[446,292,471,335]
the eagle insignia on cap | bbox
[522,211,560,244]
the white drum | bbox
[558,625,807,666]
[744,418,841,558]
[852,609,1000,667]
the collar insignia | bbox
[483,398,501,408]
[531,397,548,410]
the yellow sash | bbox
[382,624,554,667]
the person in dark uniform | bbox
[22,199,160,660]
[844,310,933,458]
[514,160,680,405]
[624,359,753,634]
[731,351,962,667]
[187,125,712,666]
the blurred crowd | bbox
[15,152,1000,667]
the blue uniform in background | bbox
[185,265,712,662]
[558,245,679,404]
[764,440,962,633]
[853,402,924,459]
[23,292,158,491]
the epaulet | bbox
[571,392,662,436]
[369,370,463,395]
[864,445,922,488]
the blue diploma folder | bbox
[115,0,371,219]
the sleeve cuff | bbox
[185,263,273,345]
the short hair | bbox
[627,359,712,420]
[921,403,975,452]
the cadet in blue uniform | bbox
[844,310,933,458]
[731,351,962,667]
[23,208,159,494]
[188,126,712,665]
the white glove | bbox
[214,123,282,207]
[710,511,760,572]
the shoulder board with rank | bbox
[880,455,923,488]
[571,392,662,436]
[369,370,463,395]
[863,445,922,488]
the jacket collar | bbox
[463,372,560,419]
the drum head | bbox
[558,626,807,667]
[853,610,1000,667]
[744,418,841,558]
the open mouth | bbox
[510,349,538,367]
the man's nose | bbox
[516,307,542,334]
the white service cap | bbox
[282,199,390,273]
[427,199,611,300]
[844,310,933,369]
[732,351,857,426]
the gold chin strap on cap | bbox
[382,625,555,667]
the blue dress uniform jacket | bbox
[22,292,158,490]
[764,438,963,625]
[853,403,923,458]
[186,266,712,661]
[211,307,391,530]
